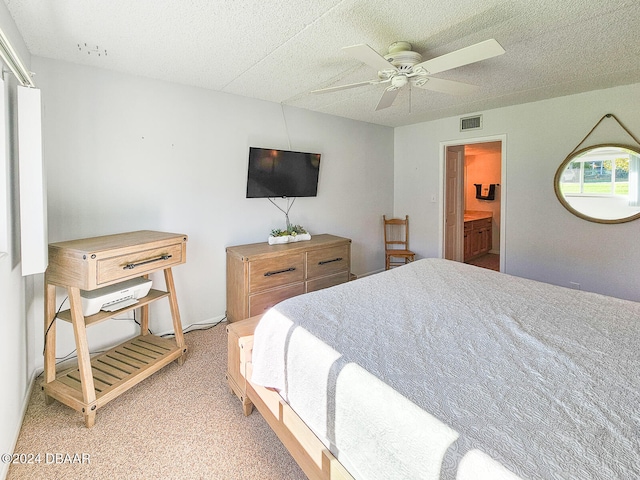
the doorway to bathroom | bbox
[443,138,504,272]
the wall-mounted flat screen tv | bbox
[246,147,321,198]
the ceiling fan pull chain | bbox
[409,84,412,115]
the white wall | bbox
[32,56,394,364]
[0,4,31,479]
[395,82,640,301]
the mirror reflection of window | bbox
[628,153,640,206]
[555,145,640,223]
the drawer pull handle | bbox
[318,257,343,265]
[264,267,296,277]
[123,254,172,270]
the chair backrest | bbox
[383,215,410,251]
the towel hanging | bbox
[474,183,497,201]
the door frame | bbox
[438,134,507,272]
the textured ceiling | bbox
[4,0,640,127]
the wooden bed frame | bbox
[227,316,354,480]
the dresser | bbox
[43,230,188,427]
[226,234,351,323]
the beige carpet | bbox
[8,322,305,480]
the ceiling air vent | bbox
[460,115,482,131]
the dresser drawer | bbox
[249,254,305,293]
[306,271,350,293]
[226,234,351,323]
[97,242,184,285]
[307,245,350,279]
[47,231,187,290]
[249,283,305,317]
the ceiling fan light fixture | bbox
[377,70,395,80]
[391,75,408,88]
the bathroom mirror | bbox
[554,144,640,223]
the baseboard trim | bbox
[2,370,38,480]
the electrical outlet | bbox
[569,282,581,290]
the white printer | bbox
[80,277,153,316]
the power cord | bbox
[43,296,148,356]
[160,316,227,338]
[268,196,296,229]
[113,309,154,335]
[42,296,68,356]
[40,297,226,378]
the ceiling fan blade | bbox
[414,39,505,75]
[413,77,479,95]
[343,44,398,72]
[311,79,383,94]
[375,87,400,111]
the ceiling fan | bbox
[312,39,505,111]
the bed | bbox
[232,258,640,479]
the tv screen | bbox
[246,147,321,198]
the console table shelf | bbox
[43,230,188,427]
[45,334,183,413]
[55,289,170,326]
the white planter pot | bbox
[291,233,311,242]
[268,233,311,245]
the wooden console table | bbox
[43,230,188,427]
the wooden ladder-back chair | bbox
[383,215,416,270]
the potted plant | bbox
[268,225,311,245]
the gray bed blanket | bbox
[251,258,640,479]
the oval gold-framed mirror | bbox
[554,144,640,224]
